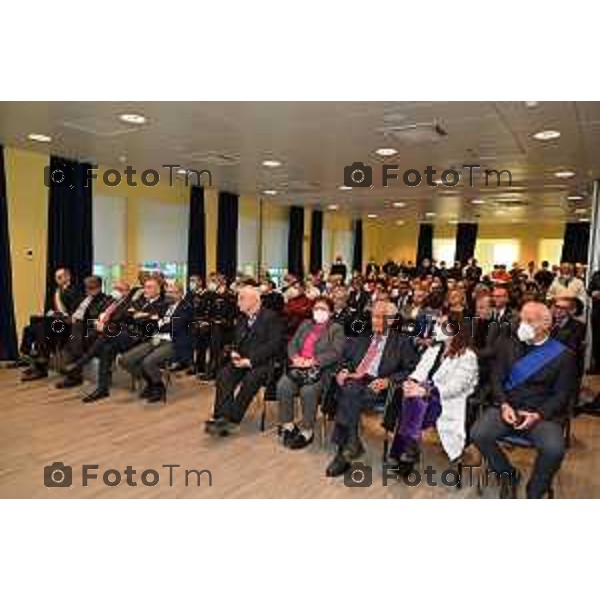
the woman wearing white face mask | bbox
[276,297,345,449]
[390,312,479,468]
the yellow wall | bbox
[364,219,566,265]
[5,147,49,335]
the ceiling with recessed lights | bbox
[1,101,598,223]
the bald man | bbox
[205,285,285,436]
[472,301,577,498]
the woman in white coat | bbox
[390,312,479,467]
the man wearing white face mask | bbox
[472,301,577,498]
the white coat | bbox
[409,344,479,461]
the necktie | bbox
[356,335,382,377]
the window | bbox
[261,218,289,283]
[93,195,126,291]
[538,239,563,267]
[136,197,189,284]
[433,238,457,265]
[474,239,521,274]
[238,214,259,277]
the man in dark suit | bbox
[588,268,600,374]
[472,302,577,498]
[20,267,83,381]
[325,300,418,477]
[490,284,513,323]
[62,277,166,402]
[55,275,113,389]
[551,294,586,355]
[205,285,285,437]
[120,282,193,402]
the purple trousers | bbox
[390,387,441,458]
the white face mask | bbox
[111,290,123,301]
[207,282,217,292]
[313,309,330,324]
[259,284,269,294]
[517,321,536,344]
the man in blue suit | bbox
[326,301,418,477]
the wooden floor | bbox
[1,367,599,498]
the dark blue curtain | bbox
[352,219,363,274]
[416,223,434,265]
[309,209,323,274]
[287,206,304,277]
[187,185,206,281]
[216,191,239,280]
[0,145,19,360]
[46,156,93,310]
[561,222,590,264]
[454,223,478,264]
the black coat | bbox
[232,308,285,368]
[490,336,577,421]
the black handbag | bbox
[287,365,322,387]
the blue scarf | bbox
[503,338,565,392]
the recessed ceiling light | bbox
[554,170,576,179]
[524,101,539,108]
[574,208,588,215]
[367,213,378,219]
[327,204,339,210]
[27,133,52,143]
[339,185,352,191]
[262,159,282,168]
[495,210,507,216]
[567,195,584,201]
[119,113,146,124]
[118,155,128,164]
[425,212,436,218]
[375,147,398,157]
[395,220,405,226]
[579,218,590,223]
[532,129,561,141]
[263,190,278,196]
[448,220,459,225]
[393,202,406,208]
[177,168,188,175]
[471,199,485,205]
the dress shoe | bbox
[205,417,227,435]
[56,375,83,389]
[198,372,215,382]
[82,389,110,403]
[146,384,166,404]
[21,367,48,382]
[279,425,299,446]
[287,430,314,450]
[60,362,80,376]
[325,453,350,477]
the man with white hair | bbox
[205,285,285,437]
[325,300,418,477]
[472,301,577,498]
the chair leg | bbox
[382,435,389,463]
[259,390,267,432]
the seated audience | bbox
[325,301,418,477]
[277,296,345,449]
[471,302,577,498]
[205,285,285,437]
